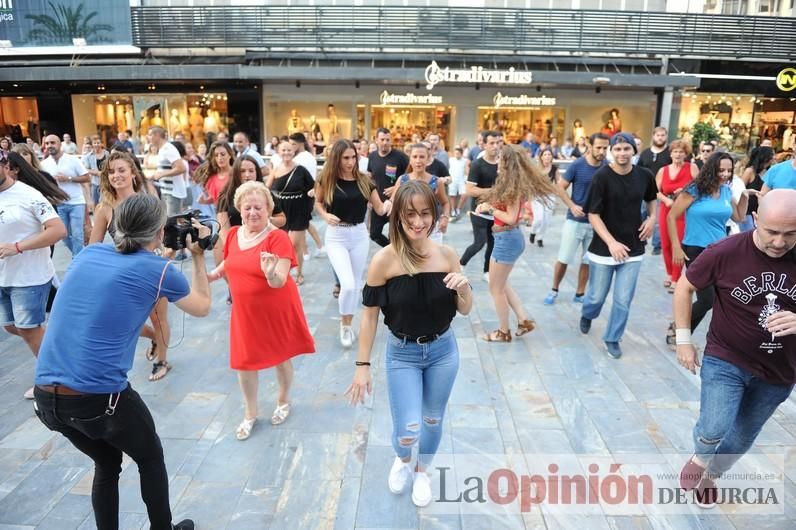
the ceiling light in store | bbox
[0,40,12,48]
[72,38,87,47]
[115,100,119,104]
[736,96,741,100]
[16,96,23,100]
[199,85,204,90]
[12,83,18,87]
[592,76,611,85]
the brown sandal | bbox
[483,329,512,343]
[515,319,536,337]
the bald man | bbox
[673,189,796,508]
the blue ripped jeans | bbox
[386,327,459,469]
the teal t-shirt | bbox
[764,160,796,190]
[683,183,733,248]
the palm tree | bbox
[26,2,112,45]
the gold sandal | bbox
[515,319,536,337]
[483,329,512,343]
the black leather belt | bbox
[392,326,450,344]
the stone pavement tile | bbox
[494,361,545,393]
[278,431,350,482]
[332,476,361,530]
[604,515,654,529]
[285,392,358,433]
[516,428,574,455]
[450,427,504,454]
[0,463,84,526]
[0,449,35,486]
[355,445,419,528]
[270,479,342,530]
[225,512,273,530]
[172,480,244,529]
[156,391,227,440]
[34,492,92,530]
[0,525,35,530]
[460,514,527,529]
[449,405,498,430]
[0,416,55,451]
[505,390,563,430]
[542,513,611,529]
[646,408,698,453]
[419,513,462,529]
[233,484,281,516]
[448,359,490,406]
[76,512,148,530]
[189,430,269,485]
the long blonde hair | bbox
[316,139,372,207]
[388,180,438,276]
[11,144,42,170]
[487,145,558,207]
[99,151,144,207]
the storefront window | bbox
[478,106,565,145]
[265,101,352,155]
[370,105,452,149]
[71,93,228,151]
[678,92,796,152]
[0,97,40,142]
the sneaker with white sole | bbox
[543,291,558,305]
[316,246,327,257]
[340,325,354,348]
[388,457,413,494]
[24,386,34,400]
[411,471,433,507]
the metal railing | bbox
[130,6,796,60]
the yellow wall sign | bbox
[776,67,796,92]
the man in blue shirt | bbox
[33,194,211,530]
[761,157,796,192]
[543,133,609,305]
[520,131,539,157]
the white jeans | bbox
[325,223,370,317]
[530,195,556,238]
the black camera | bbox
[163,210,217,251]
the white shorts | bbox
[448,177,467,196]
[557,219,593,265]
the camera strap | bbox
[154,259,174,306]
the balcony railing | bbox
[130,6,795,60]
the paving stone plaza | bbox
[1,214,794,530]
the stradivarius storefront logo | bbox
[424,61,533,90]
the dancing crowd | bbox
[0,123,794,529]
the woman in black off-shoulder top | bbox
[346,180,473,508]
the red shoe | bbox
[692,476,718,509]
[679,456,706,490]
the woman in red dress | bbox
[656,139,698,294]
[208,181,315,440]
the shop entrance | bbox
[478,106,565,145]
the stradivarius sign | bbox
[424,61,533,90]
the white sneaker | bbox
[24,386,34,400]
[303,253,311,261]
[340,325,354,348]
[483,272,489,283]
[411,471,433,507]
[316,246,327,257]
[388,457,413,494]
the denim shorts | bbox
[0,280,52,328]
[491,227,525,264]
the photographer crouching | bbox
[33,193,211,530]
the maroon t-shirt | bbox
[686,231,796,385]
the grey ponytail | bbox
[112,193,166,254]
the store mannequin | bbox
[169,108,182,134]
[151,109,164,127]
[573,119,585,141]
[287,109,302,134]
[138,111,150,137]
[327,104,340,135]
[204,110,219,133]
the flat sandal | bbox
[515,319,536,337]
[483,329,512,343]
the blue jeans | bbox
[641,201,661,250]
[386,327,459,468]
[0,280,51,328]
[694,355,793,476]
[581,259,642,342]
[57,203,85,256]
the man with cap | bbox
[580,132,657,359]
